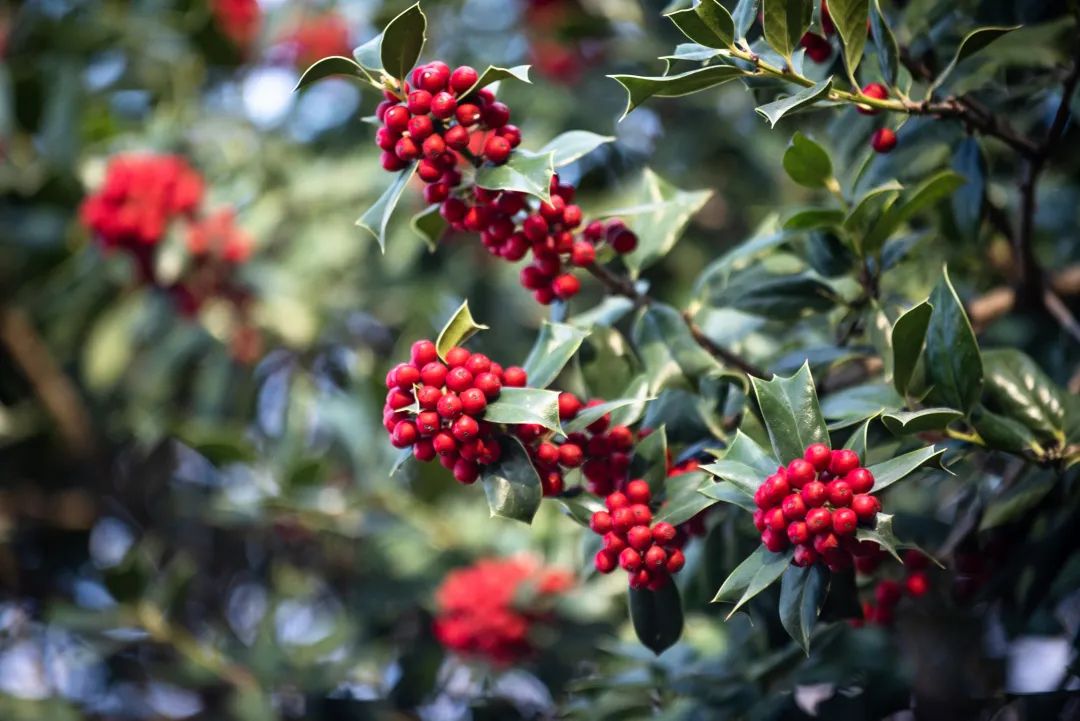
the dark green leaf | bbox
[294,56,370,91]
[891,301,932,397]
[979,472,1056,530]
[632,425,668,495]
[981,349,1067,444]
[783,132,833,188]
[522,322,590,389]
[701,430,779,496]
[698,0,737,46]
[721,274,839,320]
[610,66,749,120]
[751,361,829,463]
[784,209,845,231]
[779,564,829,654]
[475,150,555,203]
[805,231,854,277]
[829,0,869,80]
[657,472,720,524]
[633,303,719,391]
[881,408,963,435]
[864,171,965,254]
[869,0,899,85]
[538,130,615,168]
[950,137,986,243]
[854,512,903,562]
[866,445,947,492]
[762,0,812,59]
[463,64,531,96]
[820,383,901,422]
[756,78,833,128]
[732,0,761,39]
[698,480,757,512]
[844,180,903,235]
[629,582,684,655]
[380,3,427,84]
[843,417,872,458]
[410,205,447,252]
[484,387,563,433]
[925,268,982,413]
[929,26,1020,95]
[557,496,606,527]
[971,404,1039,454]
[482,436,542,523]
[356,166,417,252]
[713,545,794,617]
[564,397,653,434]
[666,0,735,48]
[435,300,489,360]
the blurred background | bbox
[1,0,1078,719]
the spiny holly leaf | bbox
[410,204,447,252]
[522,321,590,389]
[380,3,427,85]
[928,25,1020,95]
[609,66,749,120]
[829,0,869,81]
[698,480,757,512]
[556,496,605,527]
[756,78,833,128]
[484,388,563,434]
[891,300,932,397]
[666,0,735,49]
[855,512,903,562]
[713,545,794,617]
[779,564,829,655]
[762,0,812,59]
[564,397,654,434]
[633,302,719,389]
[538,131,615,168]
[783,132,833,189]
[882,408,963,435]
[463,65,531,96]
[295,56,371,91]
[656,472,720,524]
[475,150,555,203]
[866,445,948,492]
[925,267,982,413]
[701,430,778,497]
[356,165,417,252]
[482,436,542,524]
[750,361,829,464]
[629,582,684,655]
[435,300,489,360]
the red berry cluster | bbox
[799,0,836,64]
[854,550,931,626]
[211,0,261,51]
[433,556,573,665]
[752,444,883,572]
[854,82,899,154]
[383,339,528,484]
[588,480,687,590]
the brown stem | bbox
[584,263,767,378]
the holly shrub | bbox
[1,0,1078,719]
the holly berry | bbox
[858,83,888,115]
[871,128,897,153]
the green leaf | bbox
[474,150,555,203]
[410,205,447,252]
[564,397,653,434]
[718,274,838,320]
[863,171,965,254]
[698,0,737,46]
[784,208,845,231]
[701,430,779,497]
[352,35,383,72]
[484,387,563,434]
[380,3,427,84]
[869,0,899,85]
[981,349,1066,445]
[844,180,903,235]
[855,512,904,562]
[829,0,869,80]
[971,405,1040,455]
[657,472,720,525]
[979,472,1056,530]
[925,268,982,413]
[762,0,812,59]
[929,26,1020,95]
[882,408,963,435]
[556,496,605,527]
[732,0,761,39]
[522,322,590,389]
[751,361,829,463]
[632,425,668,495]
[610,66,749,120]
[713,545,794,617]
[666,0,736,48]
[698,479,757,513]
[629,582,684,655]
[951,138,986,243]
[435,300,489,360]
[779,564,829,654]
[603,170,713,276]
[805,231,855,277]
[783,132,833,188]
[843,417,872,458]
[820,383,902,421]
[294,56,369,91]
[482,436,543,523]
[866,445,947,492]
[632,303,719,391]
[463,64,531,96]
[891,301,932,397]
[756,78,833,128]
[356,166,417,252]
[537,130,615,167]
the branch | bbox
[584,263,767,378]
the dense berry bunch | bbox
[752,444,883,572]
[433,556,573,665]
[211,0,261,51]
[284,14,351,69]
[383,339,528,484]
[589,480,686,590]
[855,550,932,626]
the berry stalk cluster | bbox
[852,549,932,627]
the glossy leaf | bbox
[629,582,684,655]
[981,349,1066,444]
[435,300,489,360]
[475,150,555,203]
[844,180,903,235]
[610,66,749,120]
[784,208,845,231]
[556,496,606,527]
[713,545,794,616]
[632,425,668,495]
[719,273,839,320]
[698,479,757,513]
[522,321,590,389]
[925,268,982,413]
[484,387,563,434]
[762,0,812,59]
[380,3,427,84]
[463,64,531,96]
[750,361,829,463]
[783,132,833,188]
[732,0,761,39]
[891,301,932,397]
[697,0,737,46]
[951,137,986,243]
[882,408,963,435]
[864,171,965,254]
[820,383,902,421]
[979,472,1056,530]
[537,130,615,168]
[295,56,370,91]
[869,0,899,85]
[356,166,417,252]
[656,471,719,525]
[805,231,854,277]
[855,512,903,562]
[867,445,947,492]
[633,303,719,390]
[666,0,735,49]
[482,436,542,523]
[829,0,869,80]
[756,78,833,128]
[564,397,653,434]
[410,205,446,252]
[779,564,829,654]
[971,405,1039,454]
[929,26,1020,95]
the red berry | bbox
[420,362,448,388]
[451,415,479,441]
[421,134,446,159]
[381,151,407,171]
[436,393,462,420]
[619,547,642,571]
[762,528,790,552]
[875,579,902,607]
[418,66,449,93]
[781,493,807,520]
[786,458,816,488]
[444,124,469,149]
[832,507,858,536]
[904,550,929,570]
[629,504,652,526]
[609,227,638,254]
[430,91,457,119]
[800,32,832,63]
[482,101,511,129]
[603,532,626,554]
[455,103,481,126]
[906,571,929,597]
[813,532,840,555]
[502,366,527,387]
[764,473,790,505]
[871,128,897,153]
[383,105,410,133]
[829,449,860,477]
[391,420,418,447]
[801,480,827,507]
[460,388,487,416]
[666,548,686,574]
[395,136,420,162]
[413,439,436,462]
[557,392,582,420]
[453,459,479,484]
[416,411,441,436]
[858,82,888,114]
[753,509,767,531]
[652,522,677,545]
[483,135,512,164]
[415,385,442,410]
[497,124,522,147]
[787,521,810,545]
[625,479,651,505]
[432,431,457,456]
[605,491,629,511]
[805,507,832,534]
[417,159,442,182]
[643,545,667,571]
[536,442,559,465]
[449,66,479,95]
[850,494,881,522]
[445,367,474,393]
[827,479,853,507]
[471,371,501,399]
[570,241,596,266]
[803,443,832,472]
[594,549,617,573]
[392,364,420,390]
[445,347,472,368]
[628,525,652,550]
[440,197,467,223]
[590,511,613,534]
[766,507,787,532]
[386,388,414,410]
[793,544,818,567]
[554,443,581,468]
[407,90,432,115]
[423,183,449,204]
[607,426,634,451]
[375,126,398,151]
[552,273,581,299]
[845,468,874,494]
[612,507,635,533]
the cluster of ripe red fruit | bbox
[852,549,932,627]
[383,339,528,484]
[753,444,883,572]
[588,480,687,590]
